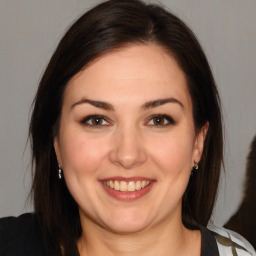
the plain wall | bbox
[0,0,255,226]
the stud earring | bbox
[193,161,199,170]
[58,165,62,179]
[191,161,199,177]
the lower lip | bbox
[100,182,155,201]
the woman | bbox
[0,0,255,255]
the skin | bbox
[54,44,208,256]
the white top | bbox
[208,225,256,256]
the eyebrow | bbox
[71,98,114,111]
[71,97,184,111]
[142,98,184,110]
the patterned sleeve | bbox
[208,226,256,256]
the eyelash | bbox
[147,114,176,127]
[79,114,175,128]
[80,115,111,128]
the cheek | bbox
[60,130,109,175]
[147,131,195,175]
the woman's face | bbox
[54,44,206,233]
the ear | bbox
[192,122,209,167]
[54,136,62,166]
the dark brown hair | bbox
[30,0,223,254]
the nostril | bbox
[108,147,147,169]
[108,130,147,168]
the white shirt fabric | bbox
[208,225,256,256]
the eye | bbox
[147,114,175,127]
[80,115,110,127]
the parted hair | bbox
[29,0,223,255]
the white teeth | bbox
[103,180,151,192]
[114,180,120,191]
[128,181,135,191]
[135,180,142,190]
[120,181,127,191]
[109,180,114,189]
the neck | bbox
[78,216,201,256]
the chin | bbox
[102,212,152,234]
[107,221,149,234]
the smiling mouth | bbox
[102,180,151,192]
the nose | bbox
[109,127,147,169]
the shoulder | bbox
[0,213,46,256]
[0,212,38,231]
[208,225,256,256]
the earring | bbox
[191,161,199,177]
[58,165,62,179]
[193,161,199,170]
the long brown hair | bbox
[30,0,223,254]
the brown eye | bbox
[91,117,103,125]
[152,117,165,125]
[148,114,175,127]
[80,115,110,127]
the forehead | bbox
[64,44,191,108]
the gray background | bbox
[0,0,255,226]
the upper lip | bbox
[99,176,155,182]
